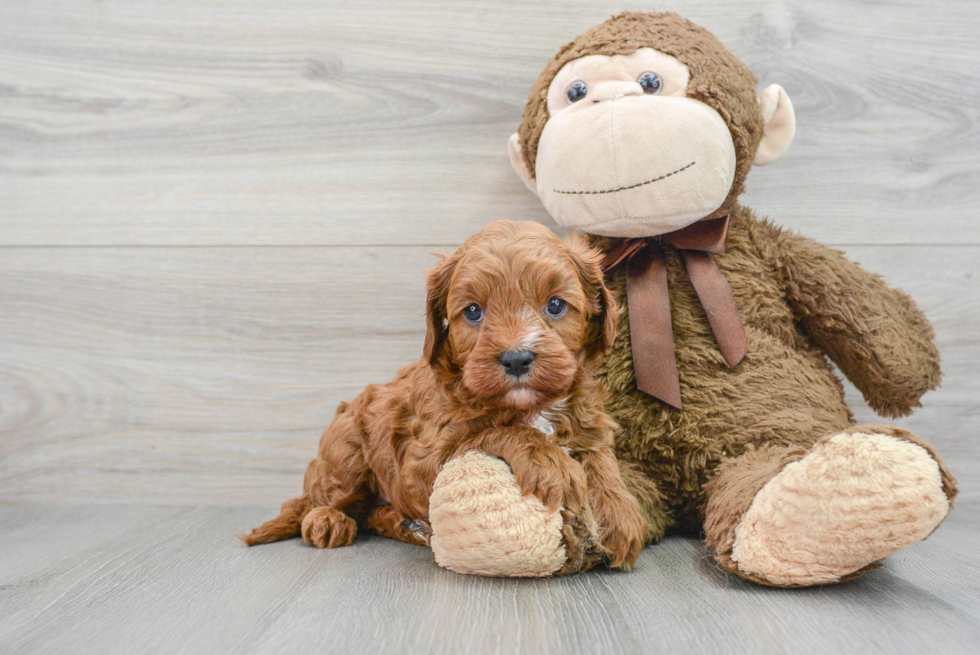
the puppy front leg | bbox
[460,426,587,513]
[576,448,646,570]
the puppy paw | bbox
[511,446,587,513]
[300,506,357,549]
[554,508,603,576]
[597,496,646,570]
[400,519,433,546]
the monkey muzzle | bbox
[534,95,737,239]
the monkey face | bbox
[538,48,737,237]
[509,39,795,239]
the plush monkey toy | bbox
[426,11,958,586]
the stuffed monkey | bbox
[427,11,957,586]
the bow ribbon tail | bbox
[678,250,748,368]
[626,243,683,409]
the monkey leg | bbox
[704,424,957,587]
[364,504,431,546]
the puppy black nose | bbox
[499,350,535,377]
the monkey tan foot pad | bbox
[429,451,598,577]
[730,431,951,587]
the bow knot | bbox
[602,216,747,409]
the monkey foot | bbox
[429,451,585,577]
[729,430,952,586]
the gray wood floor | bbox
[0,504,978,655]
[1,0,979,653]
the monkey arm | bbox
[768,228,941,418]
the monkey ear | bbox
[753,84,796,166]
[423,252,458,367]
[566,234,619,359]
[508,133,537,194]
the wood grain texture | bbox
[0,504,978,655]
[1,245,977,506]
[1,0,978,247]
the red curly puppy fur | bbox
[241,220,646,569]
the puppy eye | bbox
[566,80,588,103]
[545,297,567,318]
[637,71,662,95]
[462,303,484,324]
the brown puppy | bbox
[241,220,646,569]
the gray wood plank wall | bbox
[2,0,978,507]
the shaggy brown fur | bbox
[516,12,957,582]
[592,212,955,529]
[241,221,647,569]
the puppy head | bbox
[424,220,617,410]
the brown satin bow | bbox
[602,215,747,409]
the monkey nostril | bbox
[498,350,536,378]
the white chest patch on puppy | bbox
[528,397,570,452]
[530,414,572,454]
[532,413,556,437]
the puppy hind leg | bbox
[301,506,358,549]
[365,504,431,546]
[298,462,367,549]
[299,409,376,549]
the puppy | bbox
[241,220,646,569]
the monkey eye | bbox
[545,297,567,318]
[462,303,484,324]
[637,71,662,95]
[566,80,588,103]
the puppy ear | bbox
[423,251,458,367]
[565,234,619,359]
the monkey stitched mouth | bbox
[553,161,696,195]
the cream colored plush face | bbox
[536,48,736,237]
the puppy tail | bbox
[238,496,311,546]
